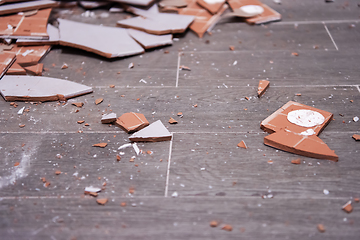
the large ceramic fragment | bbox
[0,52,16,78]
[178,0,228,38]
[23,63,43,76]
[0,75,93,102]
[4,45,51,66]
[58,18,144,58]
[129,120,172,142]
[261,101,338,161]
[127,29,173,49]
[227,0,281,24]
[0,0,57,16]
[196,0,225,14]
[117,5,194,35]
[6,62,26,75]
[115,112,149,133]
[16,24,60,46]
[0,8,51,40]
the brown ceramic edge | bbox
[128,136,172,142]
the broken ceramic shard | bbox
[117,5,195,35]
[0,75,93,102]
[93,142,108,148]
[101,113,117,124]
[178,0,228,38]
[129,120,172,142]
[0,8,51,40]
[127,29,173,49]
[4,45,51,66]
[85,186,101,193]
[16,24,60,46]
[261,101,338,161]
[23,63,43,76]
[115,112,149,133]
[6,62,26,75]
[352,134,360,141]
[58,18,144,58]
[0,0,57,16]
[110,0,154,7]
[196,0,225,15]
[159,0,188,9]
[257,80,269,97]
[227,0,281,24]
[0,52,16,79]
[342,201,353,213]
[237,140,247,149]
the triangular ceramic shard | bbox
[116,12,195,35]
[237,140,247,149]
[16,24,60,46]
[129,120,172,142]
[196,0,225,14]
[127,29,173,49]
[0,75,93,102]
[0,52,16,79]
[6,62,26,75]
[0,8,52,40]
[0,0,58,16]
[58,19,144,58]
[261,101,337,161]
[227,0,281,24]
[264,131,338,161]
[257,80,269,97]
[115,112,149,133]
[101,113,117,124]
[178,0,228,38]
[23,63,43,76]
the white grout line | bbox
[175,52,181,88]
[164,133,174,197]
[323,22,339,51]
[356,85,360,94]
[274,19,360,25]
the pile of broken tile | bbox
[0,0,282,80]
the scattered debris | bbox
[129,120,172,142]
[101,113,117,124]
[95,98,103,105]
[210,220,219,227]
[169,117,178,124]
[118,143,132,150]
[61,63,68,69]
[257,80,270,98]
[352,134,360,141]
[93,143,108,148]
[342,201,353,213]
[96,198,108,205]
[14,162,20,167]
[317,224,325,233]
[237,140,247,149]
[291,158,301,164]
[221,225,233,231]
[115,112,149,133]
[17,106,25,115]
[261,101,338,161]
[72,102,84,108]
[0,75,93,102]
[132,143,140,155]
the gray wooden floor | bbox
[1,0,360,239]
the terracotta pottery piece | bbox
[115,112,149,133]
[257,80,269,98]
[0,52,16,78]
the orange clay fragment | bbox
[93,143,108,148]
[317,224,325,233]
[72,102,83,108]
[342,201,353,213]
[258,80,270,98]
[237,140,247,149]
[14,162,20,167]
[95,98,103,105]
[169,117,178,124]
[55,170,61,175]
[210,220,218,227]
[291,158,301,165]
[352,134,360,141]
[222,225,233,231]
[96,198,108,205]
